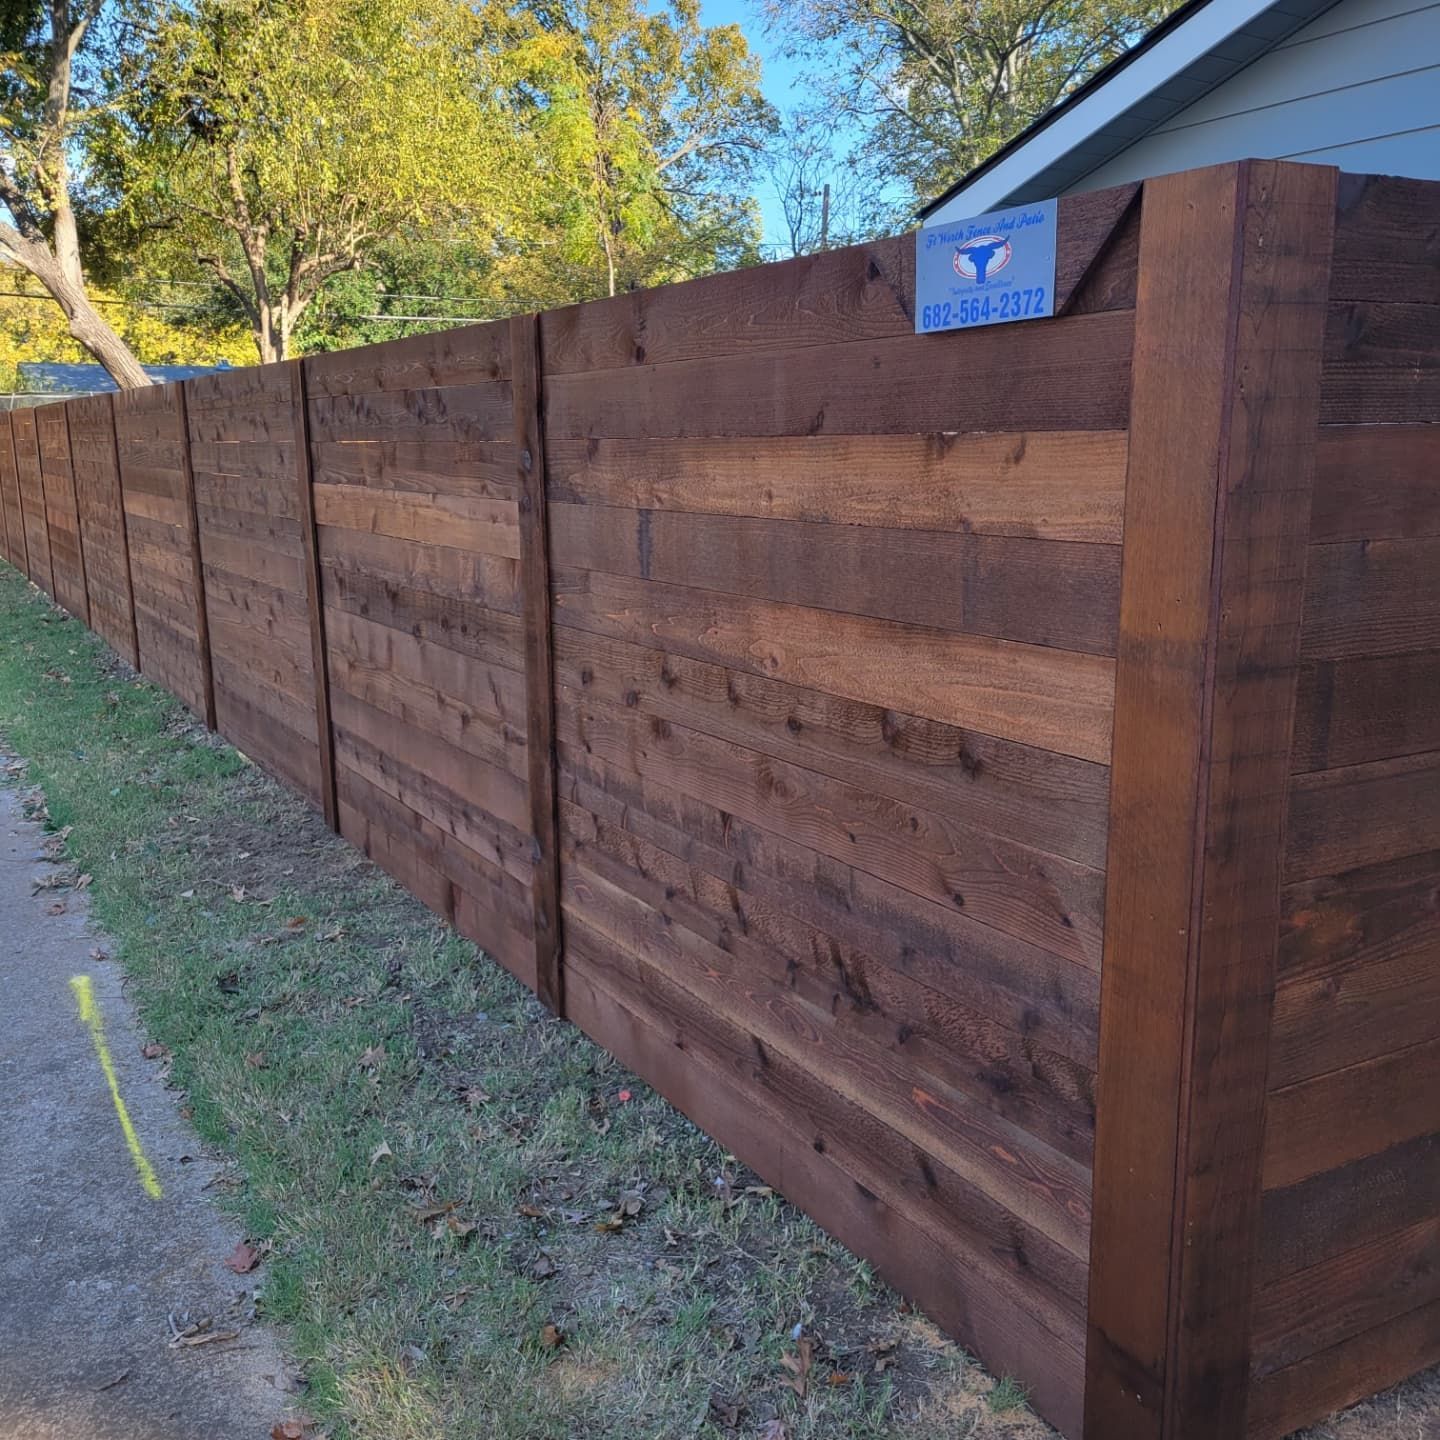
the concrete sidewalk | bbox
[0,778,295,1439]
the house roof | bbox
[917,0,1345,220]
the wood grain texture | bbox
[12,408,53,593]
[35,403,88,623]
[553,569,1116,762]
[546,430,1129,542]
[1312,424,1440,543]
[543,310,1133,440]
[0,414,28,575]
[114,384,210,718]
[539,182,1138,377]
[67,393,138,667]
[511,313,563,1015]
[1085,160,1336,1440]
[549,504,1121,655]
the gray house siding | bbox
[1073,0,1440,190]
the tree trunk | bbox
[0,224,152,389]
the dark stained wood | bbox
[303,324,510,395]
[1246,1297,1440,1440]
[559,687,1104,968]
[553,568,1116,763]
[562,948,1088,1435]
[552,624,1112,868]
[511,313,563,1016]
[1293,652,1440,771]
[174,384,216,730]
[1299,537,1440,661]
[36,402,89,623]
[539,183,1138,378]
[1086,160,1336,1440]
[546,430,1129,542]
[542,310,1134,440]
[1332,173,1440,304]
[0,413,28,575]
[1285,750,1440,882]
[291,359,338,828]
[1250,1215,1440,1377]
[1259,1134,1440,1283]
[1312,424,1440,543]
[1263,1038,1440,1190]
[550,504,1121,656]
[12,408,53,593]
[67,393,139,667]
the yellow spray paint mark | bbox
[69,975,162,1200]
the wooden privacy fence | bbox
[1,160,1436,1440]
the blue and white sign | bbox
[914,199,1057,334]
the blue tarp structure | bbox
[16,361,233,394]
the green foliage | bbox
[768,0,1178,215]
[488,0,776,302]
[99,0,526,359]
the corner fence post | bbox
[290,357,339,831]
[510,311,564,1017]
[1085,160,1338,1439]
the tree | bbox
[106,0,525,363]
[497,0,776,301]
[768,0,1177,213]
[765,110,885,257]
[0,0,151,386]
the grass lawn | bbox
[3,564,1433,1440]
[0,563,1052,1440]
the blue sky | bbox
[695,0,814,247]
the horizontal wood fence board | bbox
[557,686,1104,969]
[114,385,211,718]
[12,409,53,593]
[36,403,87,622]
[1259,1133,1440,1283]
[0,415,25,572]
[12,165,1440,1440]
[549,505,1122,656]
[1312,424,1440,543]
[553,569,1116,762]
[540,183,1138,376]
[542,309,1133,440]
[66,393,137,666]
[551,624,1112,868]
[545,430,1129,543]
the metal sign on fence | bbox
[914,198,1057,335]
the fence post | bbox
[510,312,564,1018]
[174,382,217,731]
[290,357,339,831]
[1085,160,1338,1440]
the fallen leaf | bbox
[707,1395,740,1429]
[539,1322,565,1350]
[270,1419,315,1440]
[445,1214,477,1240]
[593,1215,624,1235]
[531,1253,557,1279]
[827,1371,853,1387]
[410,1199,458,1224]
[284,915,308,931]
[759,1423,787,1440]
[230,886,247,902]
[370,1141,393,1166]
[618,1190,644,1217]
[779,1336,815,1398]
[223,1241,261,1274]
[45,901,67,915]
[88,946,109,962]
[358,1044,385,1070]
[321,924,346,941]
[179,889,195,899]
[517,1202,545,1219]
[140,1042,169,1061]
[245,1051,268,1069]
[74,873,92,890]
